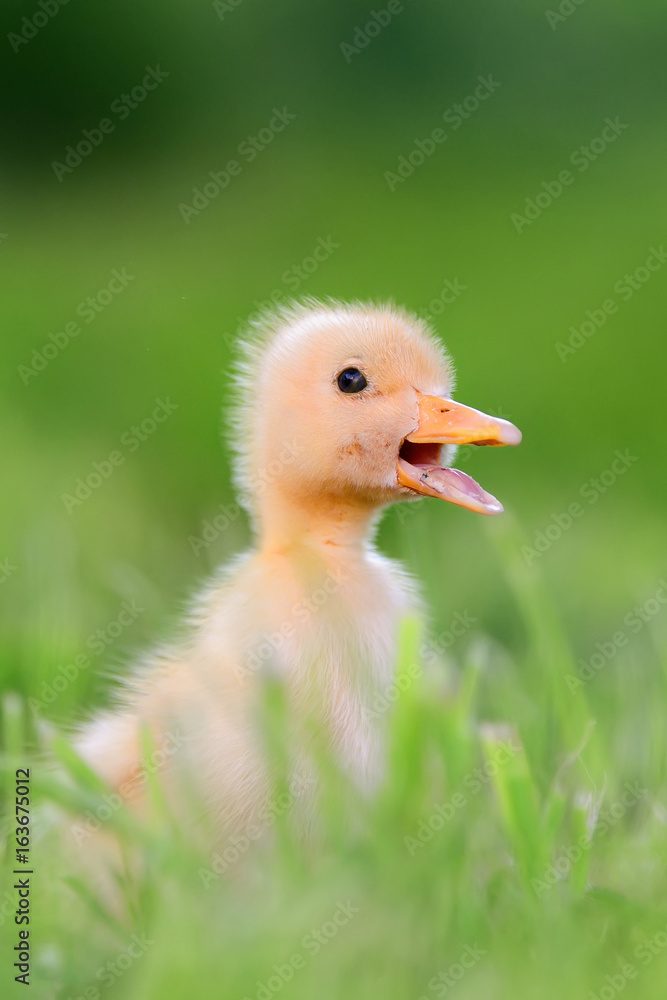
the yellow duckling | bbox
[75,300,521,839]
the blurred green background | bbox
[3,0,666,715]
[1,1,667,997]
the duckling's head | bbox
[231,300,520,531]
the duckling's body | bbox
[75,301,520,845]
[79,539,414,834]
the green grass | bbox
[3,4,667,990]
[2,516,666,1000]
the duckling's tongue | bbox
[397,459,503,515]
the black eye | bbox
[337,367,368,394]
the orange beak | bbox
[397,393,522,515]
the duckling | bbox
[75,300,521,842]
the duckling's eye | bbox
[337,367,368,394]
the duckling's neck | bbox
[256,491,382,557]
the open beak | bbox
[397,393,522,515]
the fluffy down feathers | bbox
[74,300,461,848]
